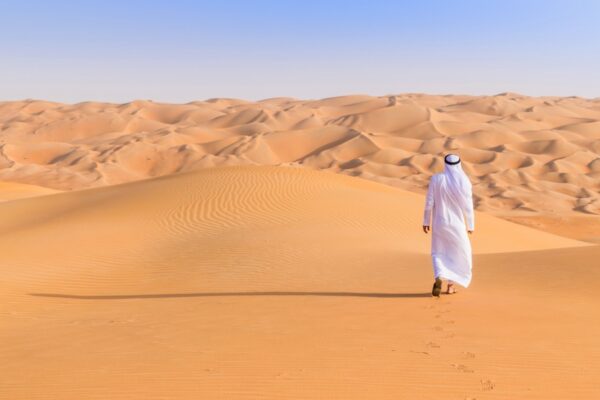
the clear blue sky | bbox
[1,0,599,102]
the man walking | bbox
[422,154,475,296]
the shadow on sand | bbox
[29,291,431,300]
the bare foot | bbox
[446,283,458,294]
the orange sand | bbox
[1,94,599,222]
[0,166,598,399]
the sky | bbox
[1,0,599,102]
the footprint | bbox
[480,379,495,391]
[451,363,474,373]
[433,326,444,331]
[443,333,455,338]
[426,341,440,348]
[410,350,430,356]
[462,351,476,359]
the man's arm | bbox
[464,183,475,233]
[422,176,434,233]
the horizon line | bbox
[1,91,598,106]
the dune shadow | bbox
[29,291,431,300]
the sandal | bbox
[432,277,443,297]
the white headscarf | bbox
[442,154,472,207]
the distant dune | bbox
[0,180,58,202]
[1,94,599,221]
[1,166,597,399]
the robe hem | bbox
[433,271,471,288]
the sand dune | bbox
[1,94,599,221]
[0,165,597,399]
[1,94,599,398]
[0,181,59,202]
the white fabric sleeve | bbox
[423,177,434,226]
[463,184,475,231]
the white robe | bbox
[422,163,475,287]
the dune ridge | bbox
[1,93,599,219]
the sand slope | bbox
[1,94,599,218]
[0,181,59,202]
[1,166,597,399]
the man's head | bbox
[444,154,460,165]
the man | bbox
[422,153,475,297]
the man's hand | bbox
[423,225,430,234]
[468,230,473,235]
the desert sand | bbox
[1,94,599,217]
[1,94,599,399]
